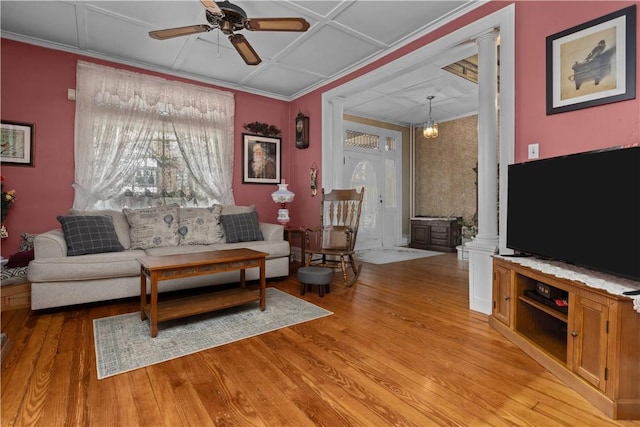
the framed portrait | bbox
[1,120,35,166]
[242,133,281,184]
[546,5,636,115]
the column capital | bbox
[476,29,498,43]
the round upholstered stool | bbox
[298,266,333,297]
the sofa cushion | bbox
[123,205,180,249]
[28,250,146,282]
[220,211,264,243]
[178,205,224,246]
[69,208,131,249]
[57,215,125,256]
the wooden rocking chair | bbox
[303,187,364,287]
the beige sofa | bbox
[28,205,289,310]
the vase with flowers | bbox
[1,176,16,238]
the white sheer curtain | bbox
[169,84,234,206]
[73,61,235,210]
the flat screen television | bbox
[506,146,640,282]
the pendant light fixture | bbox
[423,95,439,139]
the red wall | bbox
[2,0,639,254]
[514,1,640,161]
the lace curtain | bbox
[73,61,235,210]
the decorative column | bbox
[467,30,500,314]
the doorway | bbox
[343,121,402,249]
[321,5,515,313]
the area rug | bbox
[93,288,332,379]
[354,247,444,265]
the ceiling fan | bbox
[149,0,310,66]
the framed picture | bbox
[546,5,636,115]
[1,120,35,166]
[242,133,281,184]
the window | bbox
[119,125,210,207]
[345,130,379,150]
[73,61,235,210]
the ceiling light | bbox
[423,95,438,139]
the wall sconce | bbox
[423,95,439,139]
[310,162,318,197]
[295,112,309,149]
[271,180,295,226]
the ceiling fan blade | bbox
[149,25,211,40]
[245,18,310,32]
[200,0,223,16]
[228,34,261,66]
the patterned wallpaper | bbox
[414,115,478,225]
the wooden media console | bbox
[490,257,640,420]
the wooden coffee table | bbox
[139,248,267,337]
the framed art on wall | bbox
[546,5,636,115]
[1,120,35,166]
[242,133,281,184]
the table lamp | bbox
[271,180,295,226]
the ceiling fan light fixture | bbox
[423,95,439,139]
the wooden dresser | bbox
[409,217,461,252]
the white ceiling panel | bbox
[1,1,79,47]
[279,24,379,76]
[245,65,324,97]
[334,1,467,45]
[179,38,256,83]
[85,8,171,61]
[290,1,342,17]
[87,1,203,28]
[0,0,482,124]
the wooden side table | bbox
[1,279,31,311]
[284,227,305,263]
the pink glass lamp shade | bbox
[271,180,295,226]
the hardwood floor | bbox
[2,253,639,426]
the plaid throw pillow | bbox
[57,215,125,256]
[220,211,263,243]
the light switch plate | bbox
[528,143,539,159]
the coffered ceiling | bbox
[1,1,484,125]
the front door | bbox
[343,122,401,250]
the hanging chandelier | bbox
[423,95,439,139]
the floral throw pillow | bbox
[123,205,180,249]
[178,205,224,246]
[18,232,37,252]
